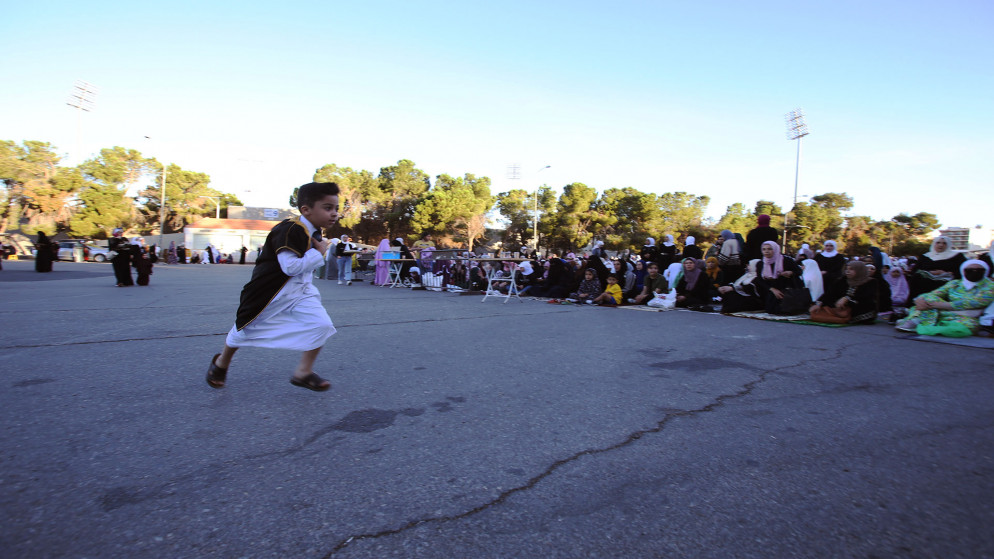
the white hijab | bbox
[924,235,957,261]
[663,262,683,285]
[685,236,696,246]
[662,234,675,247]
[820,240,838,258]
[801,259,824,301]
[961,259,990,290]
[732,259,761,290]
[644,237,655,247]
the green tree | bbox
[495,188,535,248]
[411,173,493,250]
[313,164,380,232]
[657,192,710,238]
[136,163,229,234]
[377,159,430,240]
[68,181,133,237]
[714,202,754,235]
[0,140,74,235]
[549,182,599,251]
[893,212,940,238]
[597,187,660,249]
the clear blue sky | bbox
[3,0,992,231]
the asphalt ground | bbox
[1,259,992,558]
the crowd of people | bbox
[366,218,994,338]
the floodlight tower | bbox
[534,165,551,251]
[65,80,98,162]
[784,108,809,248]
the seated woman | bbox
[754,241,803,314]
[800,259,824,303]
[704,256,724,300]
[909,235,966,299]
[809,260,879,325]
[718,259,764,313]
[896,259,994,335]
[611,259,636,298]
[674,258,710,308]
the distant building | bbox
[938,226,993,252]
[184,218,293,262]
[226,206,297,221]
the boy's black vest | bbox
[235,218,312,330]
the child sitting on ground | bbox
[592,275,623,306]
[206,182,341,392]
[570,268,603,304]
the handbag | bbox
[777,287,812,315]
[809,305,852,324]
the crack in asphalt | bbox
[321,344,852,557]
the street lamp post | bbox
[200,196,221,219]
[145,136,167,250]
[534,165,551,252]
[784,109,810,249]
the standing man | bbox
[745,214,780,262]
[335,234,358,285]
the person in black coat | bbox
[681,236,703,260]
[108,228,134,286]
[745,214,780,262]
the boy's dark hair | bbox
[647,262,659,270]
[296,182,340,209]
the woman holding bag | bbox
[809,260,879,325]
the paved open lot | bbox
[1,259,992,558]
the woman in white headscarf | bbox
[658,234,678,269]
[800,259,824,302]
[897,259,994,335]
[640,237,658,266]
[910,235,966,298]
[682,236,703,260]
[814,240,846,285]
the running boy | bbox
[206,182,340,392]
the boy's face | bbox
[647,264,659,277]
[607,277,617,285]
[300,195,339,229]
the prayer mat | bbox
[725,311,811,321]
[897,333,994,350]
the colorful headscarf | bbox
[761,241,783,279]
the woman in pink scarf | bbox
[374,239,391,285]
[755,240,802,314]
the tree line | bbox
[2,139,940,256]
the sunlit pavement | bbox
[1,259,992,558]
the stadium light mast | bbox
[65,80,98,162]
[784,108,809,248]
[534,165,551,251]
